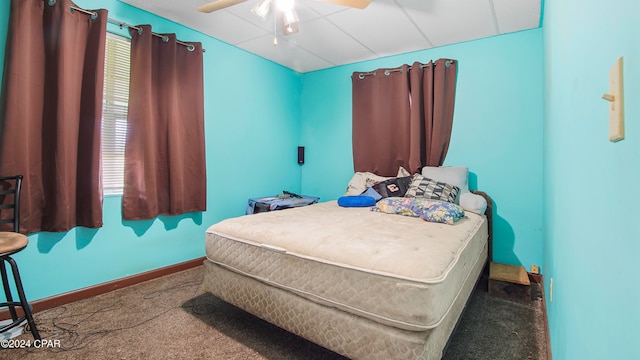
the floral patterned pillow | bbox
[420,199,465,225]
[371,197,425,217]
[372,197,465,225]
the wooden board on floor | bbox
[490,262,530,285]
[488,262,531,303]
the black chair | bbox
[0,175,40,340]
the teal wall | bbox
[0,0,302,301]
[543,0,640,359]
[300,29,545,271]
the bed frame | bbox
[203,191,493,359]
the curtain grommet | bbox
[187,44,195,52]
[358,73,365,80]
[384,70,390,76]
[48,0,56,6]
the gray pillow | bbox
[421,166,469,195]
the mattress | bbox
[205,200,488,332]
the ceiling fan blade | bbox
[197,0,248,13]
[314,0,371,9]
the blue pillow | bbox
[338,195,376,207]
[360,186,382,201]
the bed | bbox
[203,170,492,359]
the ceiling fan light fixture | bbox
[251,0,272,20]
[276,0,295,12]
[280,14,300,35]
[283,9,299,25]
[284,22,299,34]
[280,9,300,34]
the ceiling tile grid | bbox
[326,0,432,57]
[120,0,542,73]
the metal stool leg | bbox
[7,257,40,340]
[0,256,40,340]
[0,260,19,321]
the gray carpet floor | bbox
[4,266,547,360]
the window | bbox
[101,33,130,195]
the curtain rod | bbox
[356,60,454,79]
[68,5,205,52]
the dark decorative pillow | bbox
[337,195,376,207]
[372,176,412,199]
[405,174,460,203]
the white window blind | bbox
[101,33,130,195]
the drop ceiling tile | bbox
[225,2,277,33]
[239,34,334,72]
[189,11,270,44]
[492,0,541,34]
[303,0,352,16]
[119,0,542,73]
[396,0,497,47]
[286,17,375,65]
[122,0,205,15]
[327,0,431,57]
[285,2,326,23]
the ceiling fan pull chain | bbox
[273,6,278,46]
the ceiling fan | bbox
[197,0,371,40]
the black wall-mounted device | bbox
[297,146,305,165]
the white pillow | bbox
[459,192,487,215]
[421,166,470,194]
[345,172,390,195]
[396,166,411,178]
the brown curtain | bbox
[409,59,458,167]
[351,65,410,177]
[0,0,107,234]
[352,59,457,175]
[122,25,206,220]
